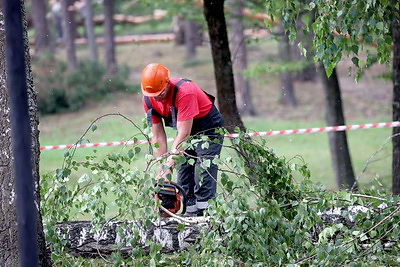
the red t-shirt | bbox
[142,78,213,125]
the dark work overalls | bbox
[145,79,224,214]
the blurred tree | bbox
[30,0,51,55]
[83,0,98,62]
[0,1,51,265]
[103,0,117,74]
[229,0,256,116]
[277,22,297,107]
[203,0,245,132]
[61,0,78,69]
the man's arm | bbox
[151,122,168,157]
[157,118,193,180]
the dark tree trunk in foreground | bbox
[203,0,245,132]
[392,13,400,195]
[61,0,78,69]
[230,0,255,116]
[0,5,18,265]
[0,2,51,265]
[31,0,51,55]
[321,66,357,190]
[278,23,297,107]
[104,0,117,75]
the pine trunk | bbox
[84,0,98,62]
[61,0,78,69]
[203,0,245,132]
[230,0,255,116]
[31,0,51,55]
[104,0,117,75]
[320,66,357,190]
[392,13,400,195]
[278,23,297,107]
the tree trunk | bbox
[173,16,185,45]
[56,205,380,258]
[56,218,208,257]
[392,12,400,195]
[84,0,98,62]
[103,0,117,75]
[292,12,317,82]
[203,0,245,132]
[61,0,78,69]
[184,19,198,60]
[278,23,297,107]
[320,66,357,190]
[30,0,51,55]
[22,4,52,265]
[230,0,256,116]
[0,6,18,265]
[0,1,51,266]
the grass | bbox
[38,35,393,192]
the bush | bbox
[33,56,136,115]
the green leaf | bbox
[91,124,97,132]
[351,57,359,67]
[201,141,210,150]
[177,223,185,232]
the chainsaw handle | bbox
[169,182,187,215]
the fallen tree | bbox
[56,203,399,258]
[56,217,209,257]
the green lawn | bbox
[39,114,393,191]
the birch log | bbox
[56,217,209,257]
[55,205,388,258]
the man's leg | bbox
[194,135,223,213]
[177,150,197,214]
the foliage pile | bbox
[32,56,136,115]
[40,118,400,266]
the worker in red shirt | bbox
[141,63,224,216]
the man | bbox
[141,63,224,216]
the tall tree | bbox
[203,0,245,132]
[0,6,18,266]
[277,23,297,107]
[84,0,98,62]
[392,10,400,194]
[61,0,77,69]
[30,0,51,55]
[0,1,51,266]
[229,0,256,116]
[266,0,398,192]
[103,0,117,75]
[183,19,202,60]
[321,66,357,189]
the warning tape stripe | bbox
[40,121,400,151]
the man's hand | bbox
[156,155,175,182]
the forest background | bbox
[31,0,393,190]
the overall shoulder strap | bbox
[171,78,191,106]
[144,96,163,127]
[170,78,191,129]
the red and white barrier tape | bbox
[40,121,400,151]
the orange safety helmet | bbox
[141,63,170,97]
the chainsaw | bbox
[155,182,187,217]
